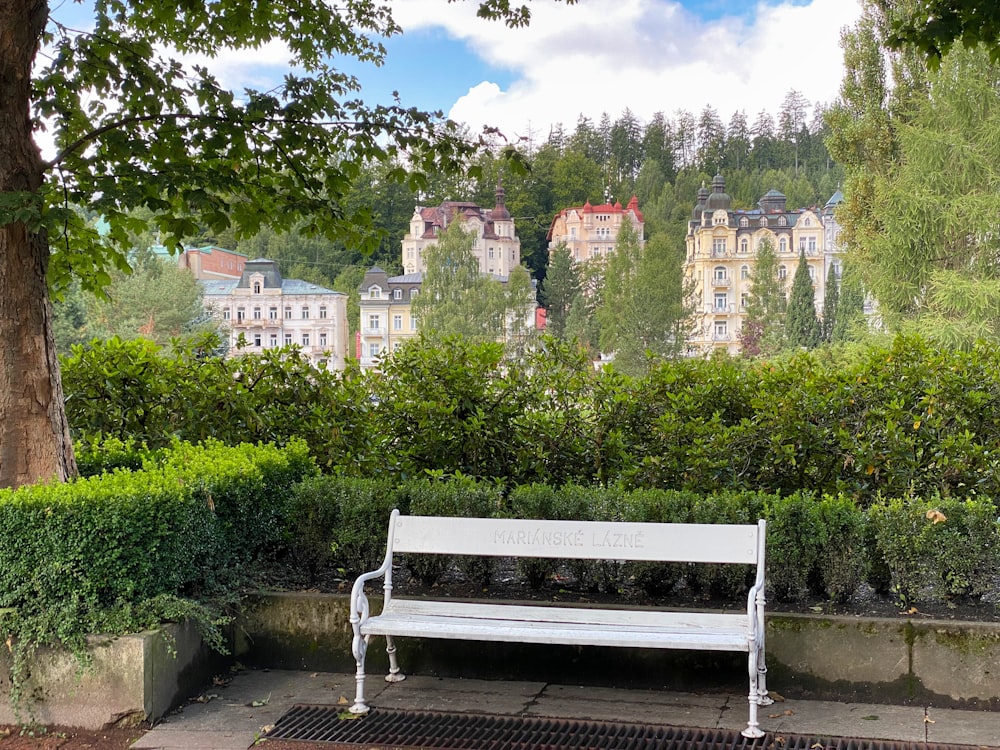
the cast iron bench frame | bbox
[349,509,772,738]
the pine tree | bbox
[822,267,840,342]
[540,243,579,340]
[785,250,822,349]
[740,238,784,357]
[832,264,867,343]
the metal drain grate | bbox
[264,706,972,750]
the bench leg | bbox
[384,635,406,683]
[757,644,773,706]
[349,634,371,714]
[741,648,764,739]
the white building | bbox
[202,258,349,369]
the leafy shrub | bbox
[868,495,1000,605]
[0,440,316,713]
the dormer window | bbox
[759,217,768,227]
[369,286,382,299]
[778,216,787,227]
[393,288,402,300]
[739,217,749,227]
[253,282,261,294]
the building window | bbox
[368,343,380,358]
[284,333,292,345]
[808,266,816,281]
[319,332,327,347]
[393,314,403,331]
[804,217,811,227]
[253,333,262,347]
[778,265,788,280]
[301,306,309,319]
[368,314,380,331]
[223,309,231,320]
[741,292,749,309]
[712,238,726,256]
[760,217,768,227]
[393,289,402,300]
[284,306,292,319]
[392,341,402,352]
[253,281,261,294]
[488,247,495,259]
[714,320,728,339]
[319,306,327,319]
[740,238,748,254]
[740,265,750,280]
[269,306,278,320]
[302,333,310,346]
[739,217,749,227]
[253,307,261,320]
[713,266,727,282]
[779,237,788,253]
[411,288,419,298]
[808,236,817,252]
[269,334,278,347]
[236,307,245,322]
[778,216,787,227]
[714,292,728,311]
[369,286,381,299]
[410,315,418,331]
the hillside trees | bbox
[1,0,567,489]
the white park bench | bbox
[349,509,772,738]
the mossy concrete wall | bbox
[0,620,225,729]
[239,593,1000,709]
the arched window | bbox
[714,266,728,281]
[759,217,768,227]
[739,217,749,227]
[740,265,750,280]
[740,238,749,254]
[779,237,787,253]
[778,265,788,281]
[778,216,787,227]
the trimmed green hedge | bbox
[0,439,317,698]
[287,476,999,609]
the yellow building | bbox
[357,268,422,367]
[684,175,842,356]
[546,195,645,262]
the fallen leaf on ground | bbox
[924,715,935,724]
[862,715,879,721]
[768,709,795,718]
[768,691,786,702]
[337,695,350,705]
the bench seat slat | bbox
[383,598,747,632]
[362,612,750,651]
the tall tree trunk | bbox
[0,0,77,488]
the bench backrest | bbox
[386,511,765,565]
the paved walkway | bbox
[131,669,1000,750]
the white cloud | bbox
[393,0,862,137]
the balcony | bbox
[711,276,731,288]
[362,327,384,336]
[706,303,735,315]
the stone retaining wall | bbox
[238,592,1000,709]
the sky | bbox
[46,0,863,146]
